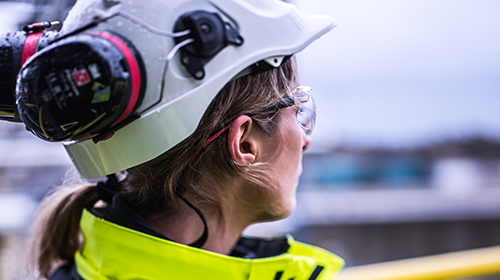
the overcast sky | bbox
[296,0,500,148]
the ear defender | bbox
[16,31,146,142]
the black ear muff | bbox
[16,31,146,142]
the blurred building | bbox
[0,121,72,279]
[287,140,500,270]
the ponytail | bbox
[28,183,98,279]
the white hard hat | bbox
[58,0,335,178]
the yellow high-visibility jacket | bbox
[68,209,344,279]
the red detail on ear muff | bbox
[21,32,43,65]
[93,31,142,127]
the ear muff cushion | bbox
[92,31,144,126]
[17,31,146,142]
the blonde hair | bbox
[28,57,297,278]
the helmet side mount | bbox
[174,11,244,80]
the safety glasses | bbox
[202,85,316,148]
[276,85,316,136]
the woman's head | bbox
[123,56,310,222]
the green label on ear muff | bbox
[91,82,111,103]
[60,121,79,131]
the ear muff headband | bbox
[20,32,43,66]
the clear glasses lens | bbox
[292,86,316,135]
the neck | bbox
[146,192,251,255]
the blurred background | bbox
[0,0,499,279]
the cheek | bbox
[277,115,304,192]
[284,119,304,174]
[255,110,305,220]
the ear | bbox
[227,115,257,165]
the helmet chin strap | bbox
[175,190,209,248]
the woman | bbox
[24,0,344,279]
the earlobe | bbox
[227,115,257,165]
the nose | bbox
[302,131,311,151]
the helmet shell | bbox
[62,0,335,178]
